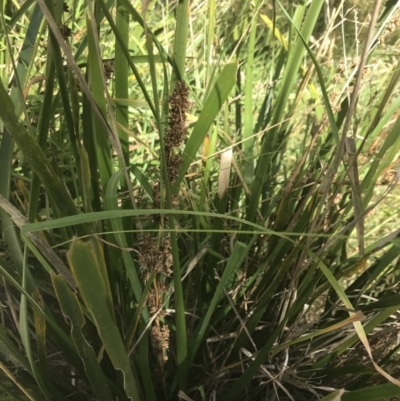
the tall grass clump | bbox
[1,0,400,400]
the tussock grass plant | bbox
[1,0,400,400]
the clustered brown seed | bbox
[60,24,72,40]
[139,82,190,369]
[150,325,170,362]
[138,235,172,363]
[147,289,167,316]
[152,182,164,224]
[166,153,183,183]
[164,81,190,183]
[138,235,172,283]
[103,61,114,80]
[165,81,190,149]
[379,15,400,43]
[152,183,160,209]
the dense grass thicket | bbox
[1,0,400,400]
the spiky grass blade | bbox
[52,275,114,401]
[67,237,141,401]
[0,82,80,220]
[174,62,237,190]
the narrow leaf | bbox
[174,63,237,190]
[52,275,114,401]
[67,237,141,401]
